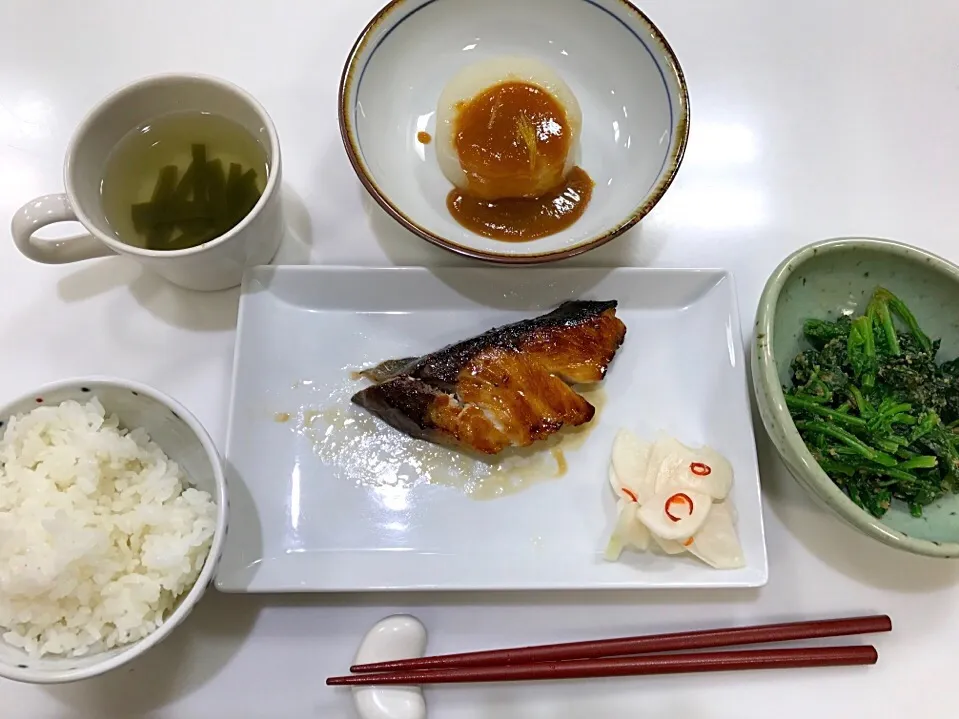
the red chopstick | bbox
[328,645,878,686]
[350,614,891,674]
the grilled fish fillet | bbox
[351,300,627,455]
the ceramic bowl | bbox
[0,378,228,683]
[338,0,689,263]
[753,237,959,558]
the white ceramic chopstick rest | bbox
[353,615,428,719]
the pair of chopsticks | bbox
[326,614,890,686]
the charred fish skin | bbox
[353,300,620,388]
[350,375,443,443]
[399,300,621,389]
[350,300,626,455]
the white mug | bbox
[11,74,284,292]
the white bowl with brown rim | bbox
[339,0,689,263]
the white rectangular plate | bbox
[216,267,768,592]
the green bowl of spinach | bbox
[753,237,959,557]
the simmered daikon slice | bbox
[648,436,733,500]
[686,501,744,569]
[637,488,712,541]
[610,429,654,504]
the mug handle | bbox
[11,193,115,264]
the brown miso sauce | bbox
[454,81,572,201]
[417,131,432,144]
[447,166,594,241]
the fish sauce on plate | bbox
[292,387,605,501]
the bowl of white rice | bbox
[0,377,227,683]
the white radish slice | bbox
[651,532,686,555]
[620,501,650,551]
[608,463,625,497]
[609,463,645,506]
[686,501,744,569]
[603,508,627,562]
[610,429,654,504]
[637,488,712,541]
[603,502,650,560]
[719,498,739,524]
[649,436,733,500]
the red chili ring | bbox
[690,462,712,477]
[665,492,694,522]
[621,488,638,503]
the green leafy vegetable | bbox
[128,143,263,251]
[847,315,877,387]
[786,287,959,518]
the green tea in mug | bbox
[100,111,270,251]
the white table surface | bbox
[2,0,957,716]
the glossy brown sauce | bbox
[454,81,572,201]
[552,447,568,476]
[417,131,432,144]
[447,166,594,241]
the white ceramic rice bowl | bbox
[0,377,228,684]
[339,0,690,262]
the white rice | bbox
[0,397,216,658]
